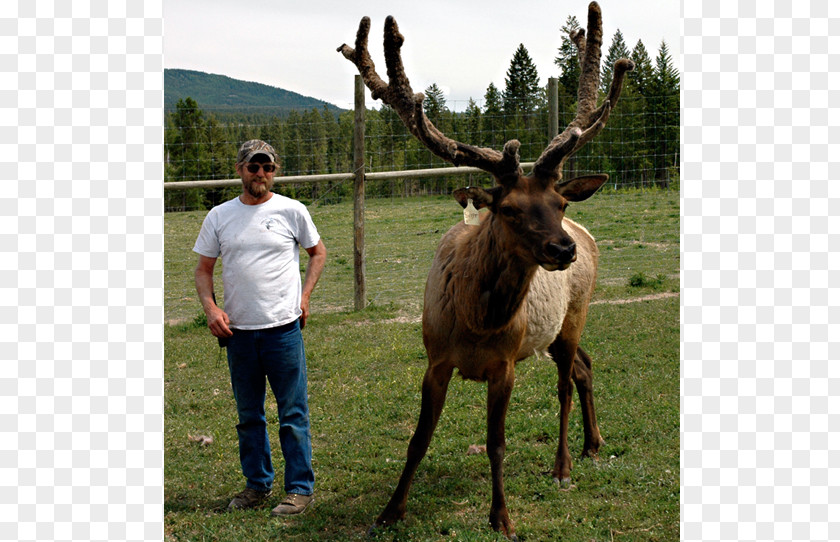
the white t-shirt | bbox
[193,194,321,330]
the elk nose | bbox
[546,241,576,263]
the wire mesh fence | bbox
[163,90,679,319]
[163,93,679,212]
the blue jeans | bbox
[226,319,314,495]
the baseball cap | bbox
[237,139,278,164]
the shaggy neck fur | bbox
[450,215,538,333]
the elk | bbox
[339,2,633,539]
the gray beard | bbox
[245,179,272,198]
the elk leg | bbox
[371,363,453,530]
[572,346,605,458]
[486,365,517,540]
[549,337,577,485]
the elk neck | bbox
[447,214,538,333]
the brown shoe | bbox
[271,493,314,516]
[227,487,272,511]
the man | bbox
[193,139,326,516]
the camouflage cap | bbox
[236,139,278,164]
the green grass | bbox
[165,188,679,324]
[164,188,679,541]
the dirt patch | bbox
[345,293,679,326]
[591,292,679,305]
[353,315,422,326]
[599,240,675,250]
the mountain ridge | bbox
[164,68,346,115]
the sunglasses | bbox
[245,163,276,174]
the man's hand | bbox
[300,239,326,331]
[207,305,234,338]
[195,255,234,338]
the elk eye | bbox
[499,205,517,217]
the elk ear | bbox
[453,186,502,209]
[555,174,609,202]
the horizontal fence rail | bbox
[163,163,538,190]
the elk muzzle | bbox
[542,241,577,271]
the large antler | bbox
[532,1,635,182]
[338,16,523,186]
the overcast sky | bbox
[164,0,680,110]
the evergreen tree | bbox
[336,109,354,181]
[601,29,631,95]
[420,84,451,191]
[554,15,582,104]
[652,40,680,92]
[423,84,447,122]
[649,40,680,186]
[321,105,343,177]
[624,40,655,186]
[260,116,284,169]
[303,107,327,176]
[164,97,210,210]
[377,105,405,173]
[463,98,482,144]
[283,110,303,177]
[628,40,654,96]
[204,114,239,207]
[423,83,451,140]
[482,83,504,147]
[503,44,541,117]
[167,97,209,182]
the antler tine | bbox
[577,1,604,119]
[570,28,586,67]
[533,1,634,182]
[339,17,522,185]
[337,17,388,101]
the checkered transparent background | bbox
[683,0,840,541]
[1,1,163,541]
[2,0,840,540]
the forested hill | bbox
[164,69,346,116]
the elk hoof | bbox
[553,476,573,489]
[582,449,600,460]
[368,515,400,537]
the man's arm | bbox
[195,255,233,338]
[300,239,327,329]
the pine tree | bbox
[421,84,451,191]
[423,83,449,132]
[463,98,482,144]
[164,97,210,210]
[649,40,680,186]
[303,107,327,177]
[652,40,680,92]
[168,97,209,181]
[283,110,303,177]
[321,105,342,176]
[204,114,238,207]
[628,40,654,96]
[483,83,504,147]
[601,29,631,95]
[503,44,540,117]
[554,15,582,104]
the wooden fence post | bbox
[353,75,366,310]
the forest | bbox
[164,18,680,212]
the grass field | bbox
[164,187,679,541]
